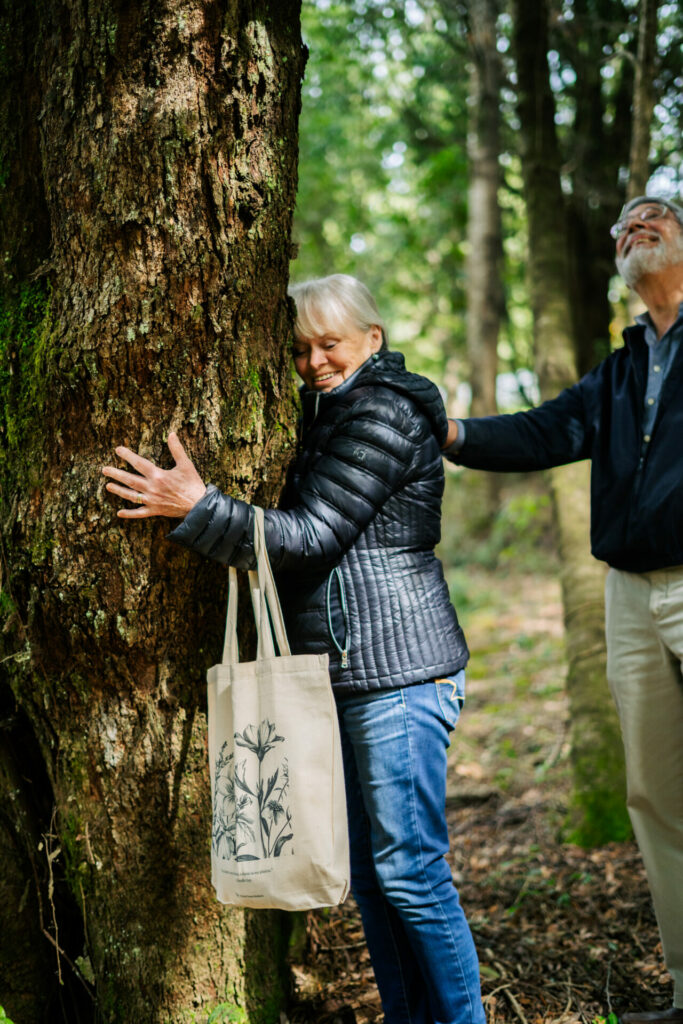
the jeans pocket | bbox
[435,670,466,731]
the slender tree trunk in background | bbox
[627,0,659,199]
[463,0,503,421]
[0,1,303,1022]
[623,0,660,318]
[511,0,630,846]
[462,0,504,512]
[564,0,632,375]
[438,0,503,512]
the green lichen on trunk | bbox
[0,278,58,685]
[0,281,52,477]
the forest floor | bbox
[286,567,672,1024]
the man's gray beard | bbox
[616,230,683,287]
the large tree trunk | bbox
[511,0,630,846]
[0,1,304,1021]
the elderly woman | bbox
[102,274,485,1024]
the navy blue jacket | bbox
[448,324,683,573]
[170,351,468,694]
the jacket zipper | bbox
[326,566,351,669]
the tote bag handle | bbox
[220,507,291,665]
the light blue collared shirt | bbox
[636,302,683,460]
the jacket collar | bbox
[297,349,448,445]
[299,352,387,431]
[622,321,647,349]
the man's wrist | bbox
[442,419,466,456]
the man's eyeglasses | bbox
[610,203,671,240]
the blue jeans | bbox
[337,673,485,1024]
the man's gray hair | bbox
[617,194,683,226]
[288,274,387,346]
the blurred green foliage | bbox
[295,0,471,382]
[294,0,683,395]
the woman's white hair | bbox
[288,274,387,346]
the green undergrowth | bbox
[439,468,558,575]
[445,548,633,847]
[206,1006,247,1023]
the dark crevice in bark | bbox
[0,684,93,1021]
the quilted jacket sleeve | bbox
[168,390,424,571]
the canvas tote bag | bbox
[207,506,350,910]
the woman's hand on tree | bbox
[101,431,207,519]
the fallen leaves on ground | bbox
[288,572,671,1024]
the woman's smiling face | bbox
[292,321,383,391]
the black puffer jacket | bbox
[170,350,468,695]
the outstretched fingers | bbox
[102,465,149,490]
[167,431,193,468]
[114,445,158,476]
[104,479,146,504]
[116,504,156,519]
[102,430,206,520]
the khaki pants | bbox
[606,566,683,1006]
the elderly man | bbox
[444,195,683,1023]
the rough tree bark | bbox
[511,0,630,846]
[0,1,304,1021]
